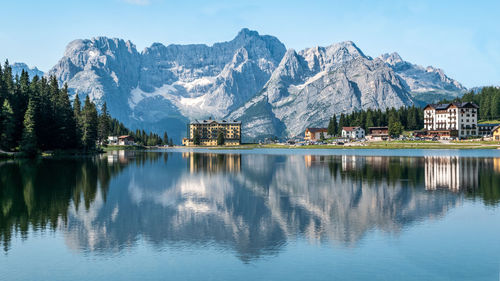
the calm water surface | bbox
[1,149,500,280]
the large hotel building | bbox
[423,102,479,138]
[182,119,242,146]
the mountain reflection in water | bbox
[1,151,499,261]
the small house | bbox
[493,125,500,141]
[108,136,118,145]
[118,135,135,146]
[304,128,331,142]
[478,123,500,137]
[368,127,389,140]
[341,127,365,139]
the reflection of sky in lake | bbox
[1,150,500,280]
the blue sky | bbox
[1,0,498,87]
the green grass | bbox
[479,120,500,124]
[104,145,146,151]
[203,142,500,150]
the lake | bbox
[1,149,500,280]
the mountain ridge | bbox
[34,29,466,141]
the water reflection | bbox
[1,152,499,261]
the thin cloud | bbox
[123,0,151,6]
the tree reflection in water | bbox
[1,151,499,260]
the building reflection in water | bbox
[2,151,500,260]
[424,156,479,191]
[183,152,241,173]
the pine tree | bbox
[365,110,374,130]
[193,129,201,145]
[21,99,37,156]
[320,132,325,142]
[57,83,76,149]
[73,93,83,147]
[81,95,98,150]
[327,115,338,136]
[12,70,30,145]
[98,102,111,145]
[490,92,500,120]
[163,132,169,145]
[0,99,15,150]
[2,60,13,95]
[388,114,402,137]
[337,113,346,135]
[217,130,225,145]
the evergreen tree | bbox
[0,99,15,150]
[57,83,76,148]
[327,115,338,136]
[81,95,98,150]
[73,93,83,148]
[20,99,37,156]
[491,92,500,120]
[337,113,346,135]
[319,132,325,142]
[217,130,225,145]
[388,114,402,137]
[2,60,13,95]
[193,129,201,145]
[365,110,374,130]
[163,132,169,145]
[98,102,111,144]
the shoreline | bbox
[170,141,500,150]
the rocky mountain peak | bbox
[11,62,44,79]
[46,29,466,142]
[379,52,403,66]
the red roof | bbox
[342,126,360,132]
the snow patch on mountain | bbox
[46,29,466,142]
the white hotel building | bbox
[423,102,479,138]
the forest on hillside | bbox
[327,87,500,137]
[0,61,171,156]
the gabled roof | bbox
[190,119,241,125]
[342,126,361,132]
[306,128,328,133]
[425,102,479,110]
[118,135,133,139]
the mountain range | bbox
[14,28,466,142]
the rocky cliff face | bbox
[11,62,44,79]
[46,29,465,141]
[228,42,413,139]
[379,52,466,105]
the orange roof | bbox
[342,126,360,132]
[118,135,133,139]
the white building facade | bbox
[423,102,479,138]
[341,127,365,139]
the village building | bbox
[108,135,135,146]
[493,125,500,141]
[118,135,135,145]
[478,123,500,137]
[424,156,479,191]
[341,127,365,139]
[423,102,479,138]
[182,119,241,146]
[367,127,389,140]
[107,136,118,145]
[304,128,331,142]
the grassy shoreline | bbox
[174,141,500,150]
